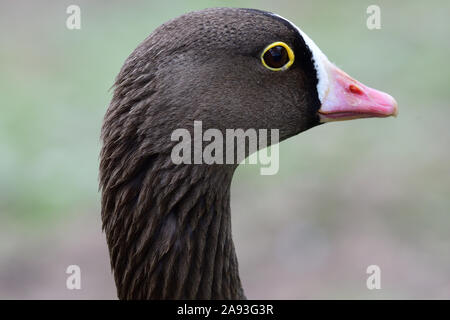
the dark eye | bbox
[263,46,288,68]
[261,42,295,71]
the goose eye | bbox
[261,42,295,71]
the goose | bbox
[99,8,398,300]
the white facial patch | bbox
[271,13,330,103]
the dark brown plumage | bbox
[100,8,321,300]
[99,7,397,300]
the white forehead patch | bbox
[271,13,330,103]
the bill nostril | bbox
[349,84,363,95]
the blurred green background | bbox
[0,0,449,299]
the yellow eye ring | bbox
[261,41,295,71]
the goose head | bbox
[100,8,397,300]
